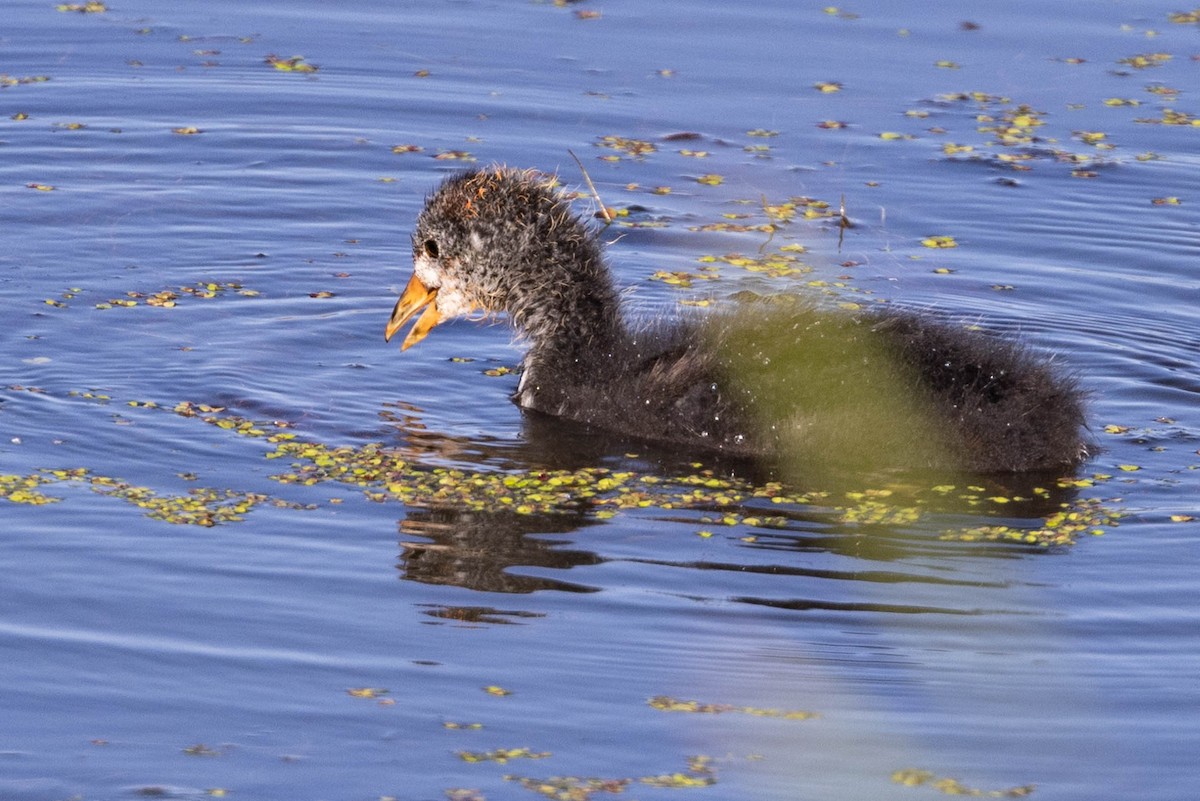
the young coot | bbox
[385,167,1087,474]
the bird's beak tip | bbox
[386,274,440,350]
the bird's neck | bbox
[521,291,625,376]
[508,257,626,382]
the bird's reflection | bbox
[399,505,602,594]
[385,400,1085,610]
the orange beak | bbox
[385,273,441,351]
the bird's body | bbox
[386,167,1087,474]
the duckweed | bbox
[182,743,222,757]
[57,2,107,12]
[892,768,1035,797]
[648,695,818,720]
[3,386,1124,545]
[457,747,551,764]
[942,497,1120,547]
[0,464,306,526]
[265,54,318,72]
[507,756,715,799]
[254,417,813,515]
[0,472,62,505]
[596,135,656,158]
[649,266,721,288]
[507,775,631,799]
[840,499,923,526]
[88,476,275,526]
[1117,52,1172,70]
[43,280,258,311]
[928,94,1145,174]
[1135,108,1199,126]
[696,248,816,278]
[641,771,715,789]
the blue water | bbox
[2,1,1199,799]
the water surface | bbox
[2,1,1199,799]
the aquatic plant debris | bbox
[35,280,259,310]
[926,94,1152,172]
[1135,108,1200,126]
[0,472,61,505]
[5,75,47,93]
[56,2,107,12]
[892,768,1035,797]
[0,467,305,526]
[458,747,551,764]
[444,791,484,801]
[507,774,631,800]
[650,266,721,288]
[507,756,716,799]
[648,695,818,719]
[215,404,1123,545]
[182,743,222,757]
[684,195,834,239]
[1117,52,1171,70]
[0,385,1127,546]
[265,54,318,73]
[941,496,1119,547]
[596,135,656,158]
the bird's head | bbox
[385,167,599,350]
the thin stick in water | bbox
[568,149,612,224]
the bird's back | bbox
[515,303,1087,475]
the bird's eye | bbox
[423,239,439,259]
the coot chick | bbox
[385,167,1087,474]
